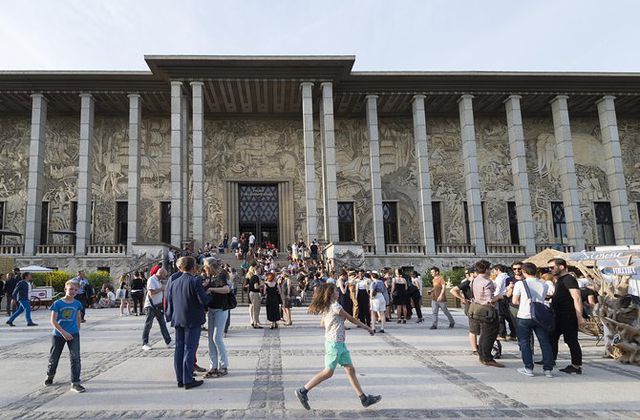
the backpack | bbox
[522,280,555,332]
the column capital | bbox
[412,94,426,102]
[127,93,142,100]
[300,81,314,89]
[190,81,205,87]
[503,94,522,103]
[170,80,183,87]
[596,95,616,105]
[79,92,94,99]
[549,94,569,104]
[365,94,378,101]
[30,93,47,101]
[457,94,474,103]
[319,81,333,89]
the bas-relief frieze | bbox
[0,118,30,243]
[524,117,609,245]
[428,117,466,243]
[475,118,513,244]
[202,119,305,242]
[618,117,640,243]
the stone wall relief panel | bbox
[334,118,372,244]
[42,118,79,244]
[476,118,513,244]
[618,117,640,202]
[379,118,420,244]
[139,118,171,242]
[90,117,128,244]
[203,119,305,243]
[0,118,30,243]
[428,117,466,244]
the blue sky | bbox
[0,0,637,72]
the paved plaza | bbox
[1,305,640,419]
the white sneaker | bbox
[544,370,554,378]
[142,344,152,351]
[517,367,534,377]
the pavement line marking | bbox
[379,331,528,409]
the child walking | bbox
[45,280,85,393]
[295,283,381,410]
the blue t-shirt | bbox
[50,299,83,337]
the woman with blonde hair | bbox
[116,274,131,316]
[245,262,262,328]
[202,257,232,378]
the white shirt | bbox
[493,272,509,297]
[249,234,256,244]
[231,236,238,244]
[144,275,164,307]
[513,278,549,319]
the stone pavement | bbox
[1,306,640,419]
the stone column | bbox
[550,95,585,251]
[181,91,190,244]
[320,82,339,243]
[191,81,205,249]
[300,82,317,243]
[365,95,386,255]
[75,93,95,255]
[411,95,436,255]
[457,95,486,254]
[126,94,142,253]
[23,94,47,256]
[170,81,183,248]
[504,95,536,255]
[596,96,633,245]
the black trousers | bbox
[75,294,87,320]
[498,299,516,338]
[478,317,500,363]
[131,291,145,314]
[356,289,371,326]
[550,312,582,366]
[411,294,423,319]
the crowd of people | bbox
[0,235,600,400]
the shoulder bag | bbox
[522,280,555,332]
[467,279,497,323]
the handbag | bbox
[223,291,237,310]
[467,279,497,322]
[522,280,555,332]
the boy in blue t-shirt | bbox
[45,280,85,393]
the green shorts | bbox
[325,341,352,370]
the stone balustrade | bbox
[486,244,526,255]
[87,244,127,255]
[37,244,75,255]
[436,243,476,254]
[363,244,376,254]
[0,244,24,255]
[585,244,598,251]
[385,244,426,254]
[535,243,575,253]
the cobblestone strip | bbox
[246,327,285,417]
[380,332,527,409]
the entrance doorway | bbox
[238,184,279,248]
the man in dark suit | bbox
[165,256,210,389]
[5,268,19,315]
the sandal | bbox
[203,368,219,379]
[216,368,228,377]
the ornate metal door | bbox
[238,184,279,247]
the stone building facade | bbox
[0,56,639,273]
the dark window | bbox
[160,202,171,244]
[382,201,399,244]
[337,202,355,242]
[507,201,520,245]
[551,201,567,244]
[594,202,615,245]
[70,201,78,232]
[116,201,128,245]
[463,201,471,244]
[0,201,4,244]
[41,201,49,245]
[431,201,442,245]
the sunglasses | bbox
[512,267,522,270]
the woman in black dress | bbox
[264,273,282,329]
[391,269,409,323]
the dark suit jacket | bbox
[165,272,210,328]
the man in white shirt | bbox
[142,268,173,350]
[249,233,256,248]
[492,264,515,341]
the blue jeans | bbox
[47,334,81,383]
[174,326,201,385]
[208,308,229,369]
[517,317,554,371]
[7,298,33,324]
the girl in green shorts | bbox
[295,283,381,410]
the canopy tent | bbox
[523,248,570,267]
[19,265,53,273]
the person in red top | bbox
[150,262,163,277]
